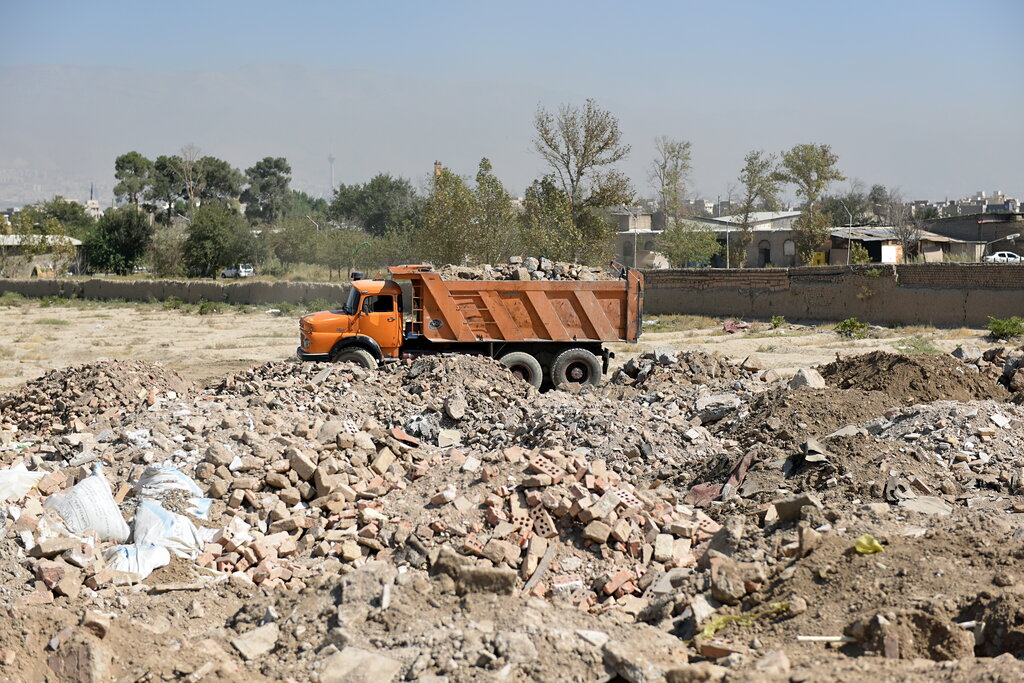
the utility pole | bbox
[328,155,336,191]
[839,200,853,265]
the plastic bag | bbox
[0,463,45,502]
[134,466,212,518]
[44,465,130,542]
[133,498,214,559]
[854,534,884,554]
[103,543,170,579]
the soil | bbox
[820,351,1011,404]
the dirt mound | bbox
[727,386,897,448]
[0,360,192,436]
[821,351,1008,404]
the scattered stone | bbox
[230,622,279,661]
[320,647,403,683]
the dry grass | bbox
[642,315,720,333]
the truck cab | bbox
[297,278,404,363]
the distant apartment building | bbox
[925,190,1020,218]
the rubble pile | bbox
[954,344,1024,402]
[0,360,191,437]
[3,346,1024,680]
[438,256,613,282]
[820,350,1009,404]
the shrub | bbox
[895,335,941,355]
[770,315,786,328]
[0,292,26,306]
[198,300,224,315]
[305,298,329,312]
[850,243,871,264]
[39,296,69,308]
[835,317,869,339]
[163,296,184,310]
[987,316,1024,340]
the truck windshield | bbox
[332,287,361,315]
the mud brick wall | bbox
[0,278,351,306]
[1,264,1021,326]
[644,264,1024,327]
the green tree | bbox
[183,202,253,276]
[777,143,845,209]
[868,184,889,211]
[820,191,871,229]
[114,151,153,205]
[470,158,518,263]
[84,206,152,275]
[420,167,475,265]
[2,206,79,276]
[317,228,375,280]
[145,155,186,224]
[649,136,692,223]
[777,143,844,265]
[792,209,832,265]
[533,99,632,260]
[197,156,244,203]
[290,190,329,217]
[241,157,293,224]
[148,223,188,278]
[519,175,576,259]
[268,215,320,266]
[734,150,781,266]
[657,220,721,267]
[35,196,95,239]
[369,225,422,268]
[329,173,420,236]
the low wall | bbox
[643,264,1024,327]
[0,278,351,306]
[1,264,1021,327]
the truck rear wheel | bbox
[551,348,601,387]
[332,348,378,370]
[499,352,543,389]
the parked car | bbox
[982,251,1022,264]
[220,264,255,278]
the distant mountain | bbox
[0,64,556,204]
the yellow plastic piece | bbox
[697,602,790,640]
[854,534,884,554]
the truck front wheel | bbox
[551,348,601,387]
[499,352,543,389]
[331,348,378,370]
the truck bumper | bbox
[296,347,329,362]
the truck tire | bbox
[550,348,601,387]
[331,348,378,370]
[499,352,543,389]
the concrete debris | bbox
[788,368,826,390]
[0,341,1022,681]
[438,257,612,282]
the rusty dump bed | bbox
[388,265,644,344]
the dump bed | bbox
[389,265,643,344]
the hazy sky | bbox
[1,0,1021,205]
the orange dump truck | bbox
[297,264,644,387]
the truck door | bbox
[358,295,401,356]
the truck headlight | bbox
[301,335,310,350]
